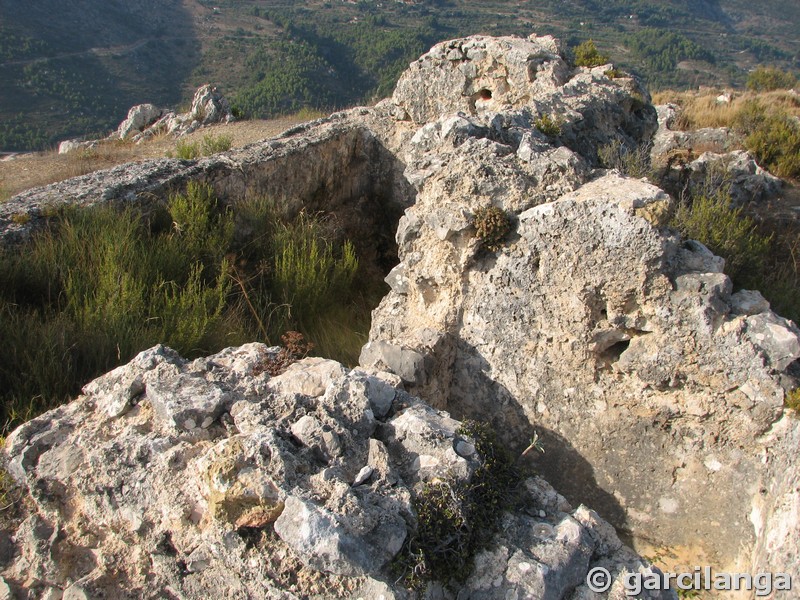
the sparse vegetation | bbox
[252,331,315,377]
[10,212,30,225]
[534,113,562,138]
[392,421,519,590]
[599,140,653,179]
[573,39,609,68]
[653,89,800,179]
[0,183,372,428]
[174,133,234,159]
[174,138,201,160]
[733,101,800,179]
[671,187,772,287]
[473,206,512,252]
[746,67,797,92]
[200,133,233,155]
[669,178,800,324]
[785,389,800,411]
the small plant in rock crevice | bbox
[391,420,520,591]
[785,388,800,412]
[573,39,610,68]
[598,139,653,179]
[533,113,563,137]
[252,331,314,377]
[473,205,512,252]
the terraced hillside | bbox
[1,0,798,151]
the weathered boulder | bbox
[114,103,165,140]
[682,150,782,204]
[137,84,236,141]
[392,34,657,164]
[0,345,669,598]
[365,125,800,581]
[56,138,98,155]
[650,104,738,161]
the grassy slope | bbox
[0,0,798,151]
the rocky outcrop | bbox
[58,85,235,154]
[1,345,672,599]
[111,84,235,142]
[391,35,656,164]
[127,84,235,142]
[0,114,413,258]
[650,104,782,203]
[115,102,165,140]
[2,32,800,597]
[650,104,738,160]
[361,38,800,578]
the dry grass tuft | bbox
[653,89,800,130]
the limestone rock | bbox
[730,289,770,315]
[683,150,782,204]
[57,139,98,155]
[650,103,739,160]
[115,103,164,140]
[189,83,234,126]
[2,343,661,597]
[393,35,569,124]
[2,32,799,597]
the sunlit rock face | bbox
[2,33,799,598]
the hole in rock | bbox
[600,339,630,363]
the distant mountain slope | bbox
[1,0,797,151]
[0,0,199,150]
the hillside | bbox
[1,34,799,597]
[1,0,798,151]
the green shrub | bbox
[271,212,358,326]
[533,113,563,138]
[473,206,512,252]
[0,186,370,428]
[573,39,609,68]
[671,189,772,287]
[167,181,234,267]
[733,102,800,179]
[200,133,233,155]
[175,138,200,160]
[392,421,519,589]
[0,198,232,425]
[785,389,800,412]
[746,67,797,92]
[598,140,653,179]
